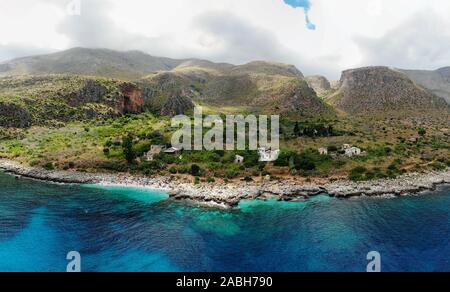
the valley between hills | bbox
[0,47,449,189]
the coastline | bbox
[1,159,449,208]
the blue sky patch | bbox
[283,0,316,30]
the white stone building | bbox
[345,147,362,157]
[318,147,328,155]
[258,148,281,162]
[235,155,244,164]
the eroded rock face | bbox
[161,95,195,116]
[66,80,144,115]
[265,79,331,116]
[305,75,331,97]
[0,103,31,128]
[67,80,108,107]
[332,66,449,114]
[119,83,144,114]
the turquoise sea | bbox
[0,172,448,272]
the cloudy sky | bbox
[0,0,449,79]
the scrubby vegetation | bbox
[0,53,448,183]
[0,108,448,183]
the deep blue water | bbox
[0,172,448,272]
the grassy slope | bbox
[1,110,448,182]
[0,75,134,127]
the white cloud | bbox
[355,10,450,70]
[0,0,450,79]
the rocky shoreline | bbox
[1,159,449,208]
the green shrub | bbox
[122,134,136,163]
[293,150,317,172]
[29,160,40,167]
[177,166,190,174]
[274,151,295,167]
[226,169,238,179]
[431,162,446,171]
[349,166,367,181]
[43,162,55,171]
[102,160,128,172]
[191,164,201,176]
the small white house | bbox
[235,155,245,164]
[258,148,281,162]
[318,147,328,155]
[345,147,362,157]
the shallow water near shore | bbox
[0,172,449,272]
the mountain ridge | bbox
[1,48,449,125]
[400,67,450,104]
[328,66,449,114]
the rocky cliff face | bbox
[67,80,144,115]
[161,95,195,116]
[66,80,108,107]
[137,72,196,116]
[305,75,332,97]
[0,102,31,128]
[0,76,146,128]
[119,83,144,114]
[330,66,449,114]
[139,61,332,117]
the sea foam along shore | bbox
[0,159,449,208]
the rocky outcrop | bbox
[231,61,304,78]
[140,62,332,117]
[0,103,31,128]
[305,75,332,97]
[2,159,448,209]
[161,95,195,116]
[263,79,332,116]
[119,83,144,114]
[330,66,449,114]
[66,80,108,107]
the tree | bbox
[418,128,427,137]
[191,164,201,176]
[293,122,301,137]
[274,151,295,167]
[349,166,367,181]
[293,150,318,172]
[122,134,136,164]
